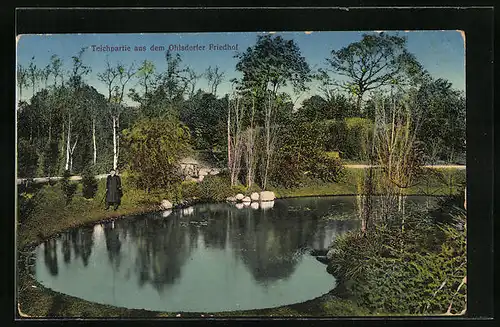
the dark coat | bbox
[106,175,122,204]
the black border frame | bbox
[5,5,494,326]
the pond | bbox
[33,196,437,313]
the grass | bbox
[272,168,465,199]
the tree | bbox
[121,117,192,192]
[97,59,136,170]
[416,78,465,163]
[50,54,64,86]
[234,34,311,189]
[65,48,91,172]
[27,57,40,99]
[205,65,225,97]
[17,64,29,99]
[322,32,425,113]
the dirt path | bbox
[16,165,466,185]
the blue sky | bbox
[16,31,465,107]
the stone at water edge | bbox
[326,248,336,260]
[250,202,259,210]
[235,193,245,201]
[259,191,276,202]
[242,196,251,203]
[250,192,260,201]
[260,201,275,210]
[162,210,172,218]
[226,196,237,202]
[235,203,244,209]
[160,199,173,210]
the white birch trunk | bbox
[112,115,117,170]
[65,116,71,171]
[92,117,97,165]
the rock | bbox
[260,201,275,210]
[242,196,251,203]
[326,248,336,260]
[226,196,237,202]
[259,191,276,202]
[160,199,173,210]
[235,203,244,209]
[242,201,251,207]
[162,210,172,218]
[250,192,260,201]
[250,202,259,210]
[198,175,205,182]
[315,256,330,265]
[182,206,194,216]
[235,193,245,201]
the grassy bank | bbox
[272,168,465,199]
[16,167,466,318]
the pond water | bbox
[33,196,437,313]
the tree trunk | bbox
[112,115,117,170]
[65,116,71,171]
[227,99,232,171]
[92,117,97,165]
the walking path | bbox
[16,164,465,185]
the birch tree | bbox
[234,34,311,189]
[205,65,225,97]
[17,64,29,99]
[65,48,91,172]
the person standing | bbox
[105,169,122,210]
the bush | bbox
[181,180,200,199]
[61,170,77,204]
[327,204,466,315]
[81,167,98,199]
[198,175,233,202]
[343,117,373,160]
[309,155,344,183]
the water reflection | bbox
[36,196,371,311]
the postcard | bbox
[16,30,467,318]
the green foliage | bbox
[17,138,38,178]
[271,120,344,188]
[235,34,311,96]
[198,175,233,202]
[61,170,77,204]
[343,117,373,160]
[122,117,192,191]
[180,180,200,199]
[327,204,466,315]
[81,167,98,199]
[417,78,466,163]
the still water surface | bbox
[33,196,435,312]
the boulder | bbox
[226,196,237,202]
[242,196,251,203]
[235,193,245,201]
[160,199,173,210]
[259,191,276,202]
[326,248,337,260]
[260,201,275,210]
[198,175,205,182]
[162,210,172,218]
[235,203,244,209]
[250,192,260,201]
[250,202,259,210]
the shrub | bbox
[327,203,466,315]
[181,180,200,199]
[61,170,77,204]
[309,155,344,183]
[198,175,233,202]
[81,167,98,199]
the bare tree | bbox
[227,94,245,186]
[205,66,225,97]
